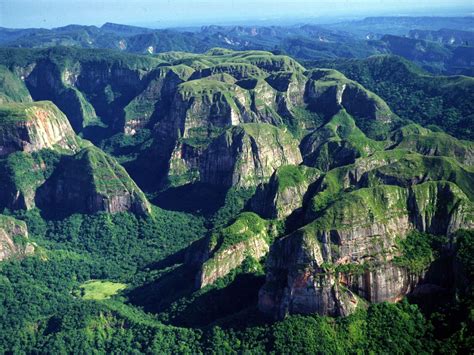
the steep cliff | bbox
[124,64,195,135]
[37,146,151,215]
[0,65,32,103]
[2,47,163,135]
[259,182,473,319]
[0,101,79,156]
[388,124,474,165]
[0,149,61,210]
[305,69,398,139]
[308,151,474,219]
[0,215,34,261]
[249,165,321,219]
[200,123,302,188]
[301,109,383,171]
[186,212,276,289]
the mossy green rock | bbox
[186,212,275,289]
[305,69,398,139]
[0,65,32,103]
[388,124,474,165]
[37,146,150,215]
[0,149,61,210]
[301,109,383,171]
[124,64,194,135]
[309,151,474,217]
[259,181,473,319]
[250,165,321,218]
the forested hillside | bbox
[0,45,472,353]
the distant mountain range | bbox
[0,16,472,75]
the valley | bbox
[0,15,473,354]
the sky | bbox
[0,0,472,29]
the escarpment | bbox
[4,48,162,134]
[185,212,276,289]
[388,124,474,165]
[249,165,321,219]
[1,47,472,325]
[1,47,400,193]
[258,181,473,319]
[300,109,383,171]
[199,124,302,188]
[142,54,398,189]
[124,64,195,135]
[0,215,34,261]
[36,146,151,216]
[0,101,79,156]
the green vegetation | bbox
[0,46,472,353]
[200,300,433,353]
[0,149,62,209]
[0,46,163,72]
[210,212,270,252]
[311,55,474,140]
[77,146,145,197]
[310,150,474,215]
[390,123,474,164]
[240,122,297,147]
[0,65,32,103]
[179,77,235,96]
[100,129,153,163]
[194,62,265,80]
[302,109,384,170]
[0,101,80,154]
[0,100,64,124]
[394,231,437,273]
[78,280,127,300]
[274,164,320,192]
[178,126,223,148]
[211,186,257,229]
[0,205,208,353]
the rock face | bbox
[306,151,474,222]
[124,64,195,135]
[258,182,473,319]
[0,101,79,156]
[305,69,396,138]
[144,56,398,189]
[2,48,401,194]
[37,146,151,215]
[185,212,275,289]
[249,165,320,219]
[0,150,53,210]
[388,124,474,165]
[300,109,382,171]
[0,215,34,261]
[200,124,302,188]
[0,102,151,215]
[5,47,162,134]
[0,65,32,104]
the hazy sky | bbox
[0,0,472,29]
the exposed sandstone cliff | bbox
[185,212,276,289]
[0,101,79,156]
[124,64,195,135]
[249,165,320,219]
[0,215,34,261]
[259,182,473,319]
[200,124,302,188]
[37,146,151,215]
